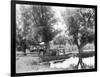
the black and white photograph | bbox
[11,0,97,76]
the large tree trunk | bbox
[76,46,84,69]
[45,42,50,54]
[23,46,26,56]
[22,39,26,56]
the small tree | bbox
[63,8,95,69]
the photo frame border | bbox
[11,0,97,76]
